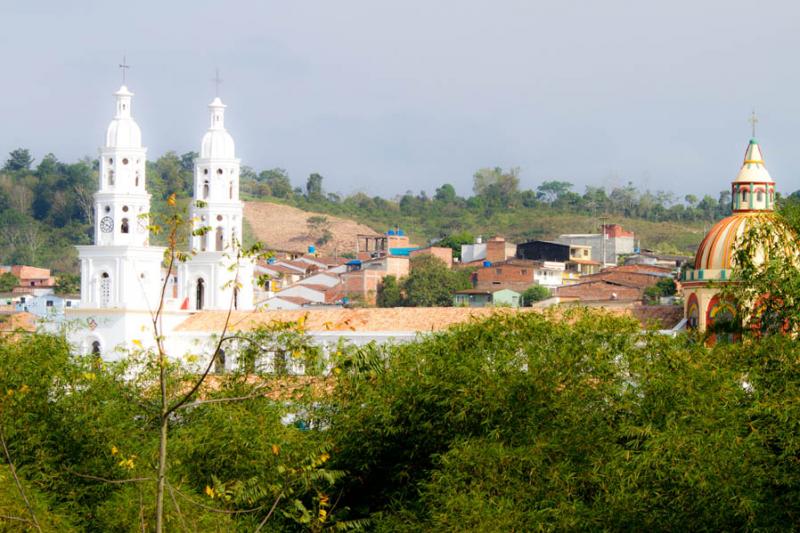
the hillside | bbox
[243,198,708,258]
[243,201,381,256]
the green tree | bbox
[521,284,550,305]
[473,167,520,208]
[377,275,402,307]
[402,254,470,306]
[434,183,457,203]
[54,273,80,295]
[437,231,474,260]
[3,148,34,172]
[306,173,324,201]
[259,169,293,198]
[537,180,573,203]
[0,272,18,292]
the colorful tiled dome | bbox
[693,212,782,270]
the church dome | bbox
[199,97,236,159]
[106,118,142,148]
[200,129,235,159]
[694,212,782,270]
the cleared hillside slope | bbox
[243,201,381,255]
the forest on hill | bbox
[0,148,742,273]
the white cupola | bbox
[105,86,143,149]
[200,97,236,159]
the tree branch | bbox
[0,425,41,532]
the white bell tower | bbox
[76,83,165,312]
[179,93,254,311]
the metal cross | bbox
[119,55,130,84]
[749,109,758,138]
[212,68,223,97]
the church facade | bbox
[66,83,254,360]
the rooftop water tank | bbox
[308,245,316,254]
[387,229,396,236]
[398,229,405,236]
[483,261,492,267]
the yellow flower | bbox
[132,339,142,347]
[271,444,280,456]
[204,485,215,498]
[318,508,328,522]
[18,384,29,394]
[167,193,177,206]
[111,445,119,456]
[320,452,330,463]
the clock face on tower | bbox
[100,216,114,233]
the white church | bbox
[66,81,254,361]
[62,79,524,367]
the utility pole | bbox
[599,215,608,268]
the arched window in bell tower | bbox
[100,272,111,307]
[121,218,129,234]
[108,170,115,186]
[229,181,233,199]
[203,180,210,199]
[91,340,101,357]
[216,226,224,251]
[196,278,205,310]
[135,171,140,187]
[742,189,749,203]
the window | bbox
[217,168,223,175]
[135,172,140,187]
[100,273,111,307]
[521,269,528,275]
[757,190,764,202]
[203,168,208,175]
[108,170,115,185]
[66,301,72,307]
[583,249,588,256]
[91,341,101,356]
[216,226,224,251]
[203,180,210,199]
[46,300,53,307]
[196,278,205,310]
[121,218,129,234]
[122,158,129,165]
[742,190,749,202]
[122,205,129,212]
[495,268,502,274]
[234,287,239,310]
[229,181,233,199]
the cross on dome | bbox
[212,68,223,97]
[119,55,130,85]
[749,109,758,139]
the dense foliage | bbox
[2,309,800,529]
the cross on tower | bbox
[212,68,223,97]
[119,55,130,85]
[749,109,759,138]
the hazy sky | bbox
[2,0,800,199]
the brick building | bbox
[472,259,563,292]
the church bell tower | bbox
[178,89,254,311]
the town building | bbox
[472,258,563,292]
[460,236,516,265]
[453,288,521,308]
[556,224,635,266]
